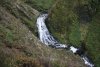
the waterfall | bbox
[36,14,68,48]
[36,14,94,67]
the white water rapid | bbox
[36,14,68,48]
[36,14,94,67]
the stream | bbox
[36,14,94,67]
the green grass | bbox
[47,0,81,44]
[25,0,55,11]
[86,12,100,67]
[69,23,81,45]
[0,0,99,67]
[5,29,14,44]
[0,25,14,47]
[47,0,100,66]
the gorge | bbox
[0,0,100,67]
[36,13,94,67]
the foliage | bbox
[48,0,100,67]
[24,0,56,11]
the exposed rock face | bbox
[0,0,87,67]
[48,0,100,67]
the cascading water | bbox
[36,14,94,67]
[36,14,68,48]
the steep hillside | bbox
[0,0,87,67]
[48,0,100,67]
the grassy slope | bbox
[86,11,100,67]
[0,0,86,67]
[48,0,81,44]
[48,0,100,67]
[24,0,56,11]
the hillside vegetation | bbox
[48,0,100,67]
[0,0,86,67]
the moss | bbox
[0,0,39,36]
[0,51,16,67]
[24,0,56,11]
[48,0,100,66]
[86,11,100,67]
[48,0,81,44]
[48,0,99,43]
[6,30,14,43]
[69,14,81,45]
[0,25,14,47]
[0,0,99,67]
